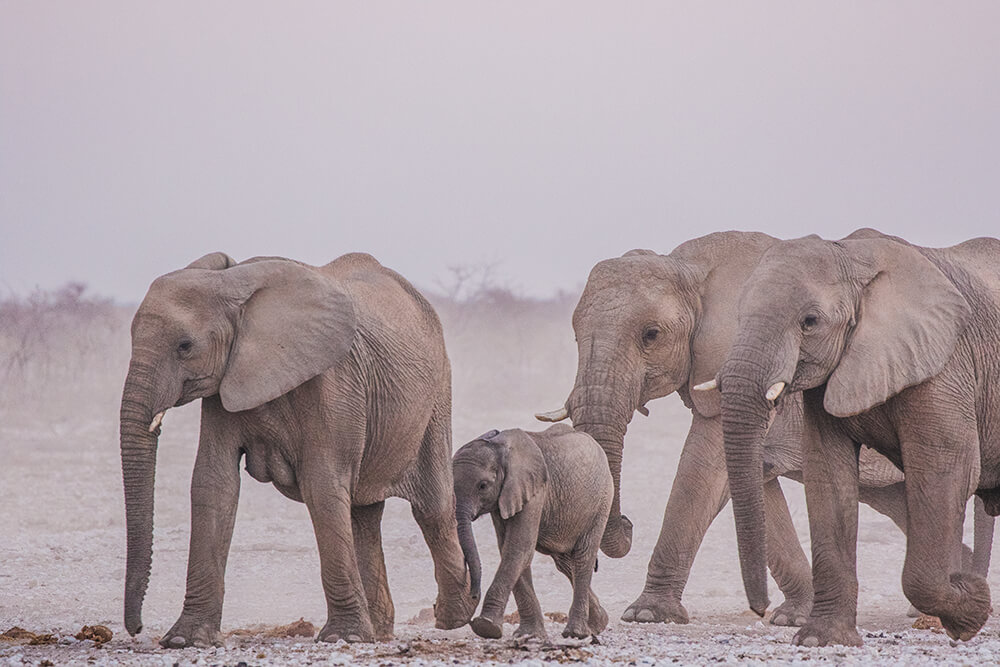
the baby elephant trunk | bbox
[456,508,482,601]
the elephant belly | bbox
[243,447,301,501]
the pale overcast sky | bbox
[2,2,998,302]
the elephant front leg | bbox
[352,501,394,640]
[471,510,540,639]
[764,477,813,627]
[792,392,862,648]
[161,438,242,649]
[511,567,547,640]
[623,414,727,625]
[305,482,374,643]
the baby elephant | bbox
[453,424,612,640]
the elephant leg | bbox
[764,477,813,627]
[972,496,994,578]
[792,391,862,648]
[623,414,728,624]
[352,501,394,640]
[161,431,241,649]
[562,545,601,639]
[472,508,542,639]
[552,552,607,636]
[303,475,374,643]
[897,411,989,641]
[410,399,475,630]
[511,566,547,640]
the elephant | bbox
[535,231,993,627]
[453,425,612,640]
[120,251,475,647]
[712,229,1000,646]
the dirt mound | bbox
[75,625,113,645]
[911,614,944,632]
[503,610,569,625]
[230,618,316,639]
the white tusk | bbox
[692,378,717,391]
[765,382,786,401]
[148,411,166,433]
[535,407,569,422]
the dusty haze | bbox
[2,3,999,301]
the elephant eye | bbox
[177,340,193,354]
[478,481,489,491]
[801,315,819,332]
[642,327,660,345]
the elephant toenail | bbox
[621,609,636,621]
[636,609,655,622]
[772,615,787,625]
[347,634,362,642]
[801,636,820,647]
[169,636,187,647]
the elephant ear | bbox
[824,238,971,418]
[185,252,237,270]
[219,260,358,413]
[493,430,548,520]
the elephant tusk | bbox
[637,405,649,417]
[535,407,569,422]
[692,378,717,391]
[148,411,166,433]
[765,382,786,401]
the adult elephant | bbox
[536,231,993,627]
[120,252,475,647]
[714,229,1000,646]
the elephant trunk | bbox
[119,358,162,636]
[569,381,634,559]
[456,506,481,601]
[719,354,778,617]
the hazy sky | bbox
[2,2,998,302]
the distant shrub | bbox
[0,283,132,417]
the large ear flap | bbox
[185,252,237,270]
[494,430,548,520]
[218,260,358,413]
[824,238,971,418]
[673,232,781,417]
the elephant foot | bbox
[937,572,991,642]
[561,616,591,639]
[792,618,862,647]
[513,620,548,641]
[770,597,811,627]
[588,602,609,635]
[621,592,689,624]
[316,617,374,644]
[433,589,476,630]
[906,604,921,618]
[160,616,223,649]
[470,615,503,639]
[372,619,394,642]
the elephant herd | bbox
[117,228,1000,650]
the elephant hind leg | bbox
[408,395,475,630]
[352,501,394,640]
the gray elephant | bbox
[453,425,612,640]
[535,231,993,627]
[120,252,475,647]
[713,229,1000,646]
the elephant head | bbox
[452,429,548,600]
[536,232,781,558]
[120,253,357,635]
[715,232,970,615]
